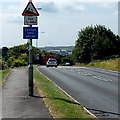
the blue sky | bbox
[0,0,119,48]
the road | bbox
[37,66,119,119]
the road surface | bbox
[38,66,119,119]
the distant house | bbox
[47,50,68,56]
[39,46,74,56]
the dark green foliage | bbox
[54,54,62,65]
[61,55,74,65]
[11,59,27,68]
[6,44,29,68]
[2,47,9,61]
[2,44,44,68]
[72,25,120,63]
[2,47,9,69]
[7,44,29,59]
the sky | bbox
[0,0,119,48]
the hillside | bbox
[39,46,74,52]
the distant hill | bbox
[39,46,74,52]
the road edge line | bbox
[36,68,97,119]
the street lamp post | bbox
[36,32,45,48]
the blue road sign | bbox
[23,27,38,39]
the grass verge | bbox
[34,69,95,119]
[76,58,120,72]
[0,69,11,87]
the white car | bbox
[65,62,71,66]
[46,58,58,67]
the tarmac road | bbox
[38,66,120,119]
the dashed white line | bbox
[60,67,113,83]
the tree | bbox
[72,25,120,63]
[4,44,44,68]
[2,47,9,61]
[7,44,29,59]
[61,55,74,65]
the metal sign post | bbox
[28,0,33,97]
[28,25,33,96]
[22,0,39,96]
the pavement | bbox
[1,68,51,119]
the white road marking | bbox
[59,67,113,83]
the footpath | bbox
[1,68,51,119]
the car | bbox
[65,62,71,66]
[46,58,58,67]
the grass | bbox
[76,58,120,72]
[0,69,11,87]
[34,69,95,119]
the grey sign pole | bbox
[22,0,39,96]
[28,24,33,96]
[29,0,33,96]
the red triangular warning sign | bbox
[22,2,39,16]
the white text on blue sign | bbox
[23,27,38,39]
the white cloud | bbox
[62,2,86,12]
[1,0,27,3]
[75,5,85,11]
[1,0,120,2]
[113,10,118,16]
[38,1,86,13]
[39,2,58,13]
[6,5,22,13]
[6,15,22,23]
[95,2,117,10]
[38,0,119,2]
[0,2,25,23]
[101,3,116,9]
[0,0,118,47]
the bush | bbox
[7,56,15,67]
[11,59,27,68]
[2,60,8,70]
